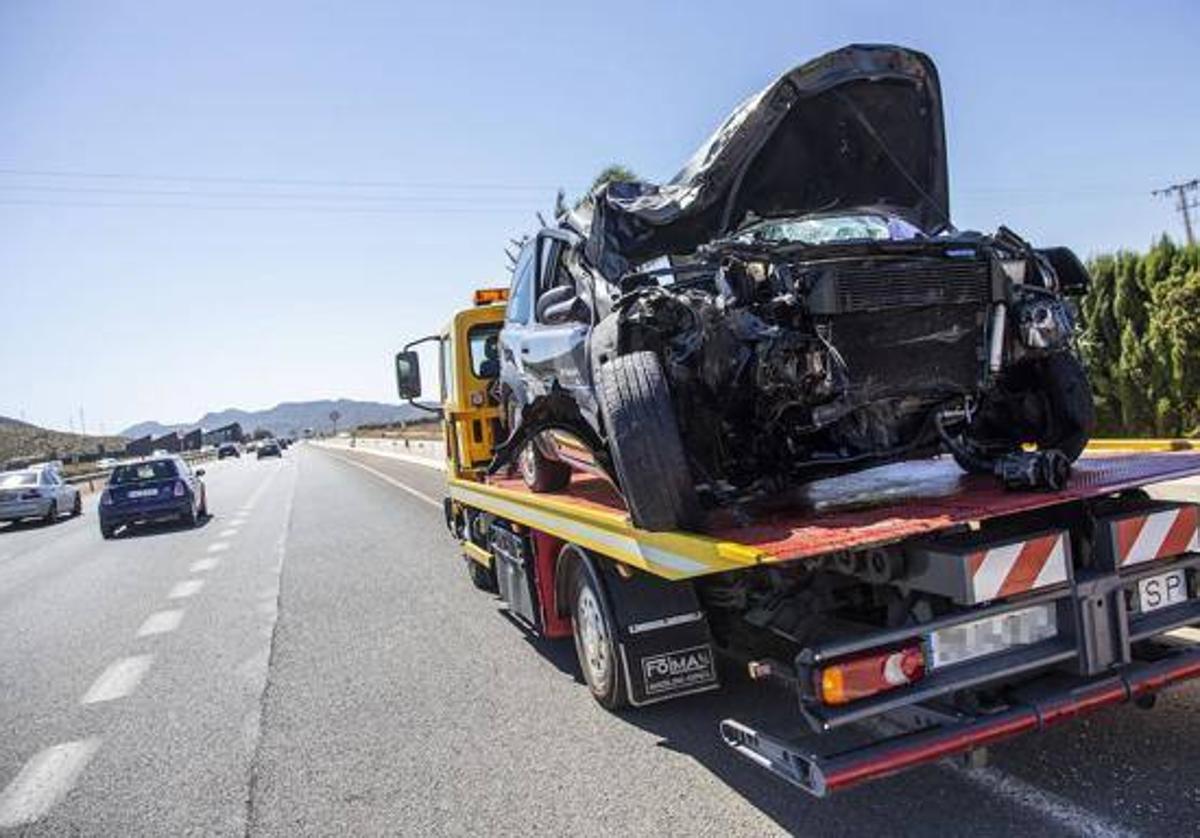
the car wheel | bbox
[596,351,702,532]
[518,435,571,493]
[43,501,58,525]
[465,557,498,592]
[569,557,629,710]
[71,494,82,517]
[1032,352,1095,462]
[100,524,115,539]
[198,488,208,518]
[182,503,197,528]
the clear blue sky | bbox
[2,0,1197,434]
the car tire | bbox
[71,494,82,517]
[43,501,58,525]
[569,557,629,710]
[198,488,208,518]
[596,351,702,532]
[1034,352,1095,462]
[182,503,197,528]
[100,524,115,539]
[518,436,572,493]
[466,557,498,592]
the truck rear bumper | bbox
[721,637,1200,796]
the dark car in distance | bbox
[99,457,208,538]
[257,441,282,459]
[218,443,241,459]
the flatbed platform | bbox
[448,453,1200,580]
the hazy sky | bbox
[2,0,1197,433]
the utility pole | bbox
[1152,179,1199,246]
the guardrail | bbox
[64,450,217,492]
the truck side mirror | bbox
[395,351,422,400]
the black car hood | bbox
[582,44,950,280]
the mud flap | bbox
[596,561,720,706]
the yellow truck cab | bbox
[396,287,1200,798]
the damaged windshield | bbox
[734,213,924,246]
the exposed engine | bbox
[612,228,1084,497]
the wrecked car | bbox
[494,43,1096,532]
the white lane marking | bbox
[136,609,184,637]
[207,542,230,553]
[190,558,220,573]
[218,528,239,538]
[947,765,1135,837]
[1169,627,1200,642]
[0,739,101,827]
[81,655,154,704]
[328,454,440,508]
[167,579,205,599]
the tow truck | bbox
[394,287,1200,797]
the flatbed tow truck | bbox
[395,289,1200,797]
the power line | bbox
[0,166,561,192]
[0,198,544,214]
[0,183,547,205]
[1152,178,1199,246]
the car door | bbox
[498,240,538,408]
[519,234,593,413]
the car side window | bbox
[506,243,535,325]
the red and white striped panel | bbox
[1114,506,1200,567]
[967,533,1069,603]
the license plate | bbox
[1138,569,1189,613]
[127,488,158,499]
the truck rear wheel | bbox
[570,557,629,710]
[596,351,701,532]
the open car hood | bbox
[582,44,950,280]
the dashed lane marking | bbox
[948,765,1136,838]
[207,542,230,553]
[167,579,205,599]
[136,609,184,637]
[189,558,220,573]
[218,528,239,538]
[0,739,101,828]
[81,655,154,704]
[327,453,441,509]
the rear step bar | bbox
[720,642,1200,797]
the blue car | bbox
[99,456,208,539]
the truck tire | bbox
[569,557,629,710]
[596,351,702,532]
[466,557,498,593]
[519,436,571,493]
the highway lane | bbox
[3,443,1199,835]
[0,454,295,835]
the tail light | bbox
[173,481,186,497]
[101,490,113,506]
[817,644,925,706]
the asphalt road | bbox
[2,445,1199,836]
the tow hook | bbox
[995,450,1070,491]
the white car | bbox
[0,464,82,524]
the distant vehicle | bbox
[257,441,282,459]
[99,456,207,539]
[96,458,118,471]
[218,443,241,459]
[245,441,260,453]
[0,464,82,524]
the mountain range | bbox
[0,416,127,465]
[121,399,435,439]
